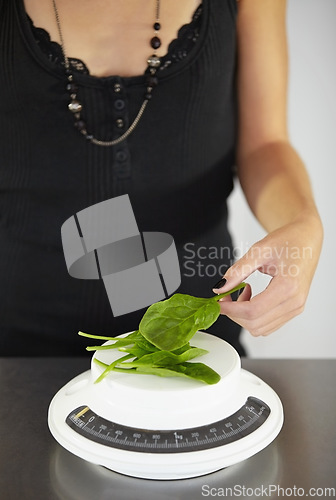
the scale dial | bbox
[48,332,283,479]
[66,397,270,453]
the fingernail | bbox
[213,277,227,289]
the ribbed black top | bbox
[0,0,242,356]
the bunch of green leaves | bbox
[79,283,245,385]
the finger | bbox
[236,283,252,302]
[219,299,299,336]
[217,294,233,304]
[246,304,304,337]
[218,275,296,319]
[218,276,284,318]
[219,283,304,336]
[217,282,252,304]
[212,247,264,293]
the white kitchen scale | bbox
[48,331,283,480]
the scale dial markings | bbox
[66,397,270,454]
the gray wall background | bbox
[228,0,336,358]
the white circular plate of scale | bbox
[48,331,283,480]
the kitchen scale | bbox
[48,331,283,480]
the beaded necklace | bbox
[51,0,162,147]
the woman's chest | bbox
[23,0,202,77]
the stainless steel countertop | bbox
[0,358,335,499]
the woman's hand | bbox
[213,213,323,336]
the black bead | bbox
[145,92,153,100]
[153,22,161,31]
[150,36,161,49]
[74,120,86,131]
[66,82,78,92]
[146,75,159,87]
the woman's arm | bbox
[214,0,323,336]
[236,0,318,231]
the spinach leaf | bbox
[80,284,246,385]
[118,344,155,358]
[121,347,208,368]
[139,283,246,351]
[79,330,144,351]
[130,336,159,353]
[78,330,141,342]
[171,344,192,355]
[94,353,134,384]
[119,362,221,385]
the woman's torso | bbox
[0,0,242,355]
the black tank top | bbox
[0,0,243,356]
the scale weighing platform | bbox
[48,332,283,480]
